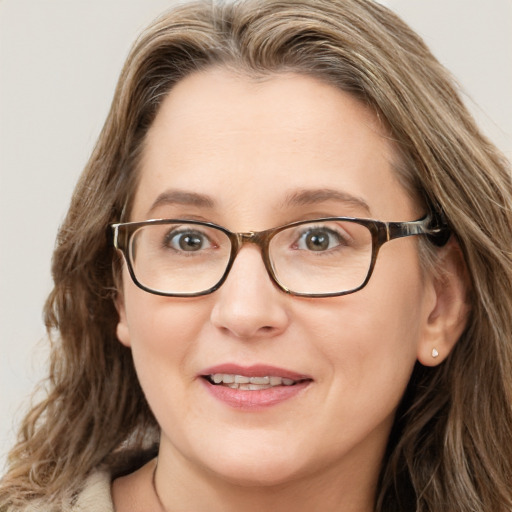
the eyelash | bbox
[293,225,351,251]
[163,228,214,252]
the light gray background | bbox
[1,0,511,469]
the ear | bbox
[114,287,132,348]
[417,238,471,366]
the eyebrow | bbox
[283,188,372,215]
[147,187,371,217]
[148,190,215,215]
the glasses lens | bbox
[129,222,232,295]
[269,220,373,295]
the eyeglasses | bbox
[110,214,449,298]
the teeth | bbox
[250,376,270,385]
[213,374,235,384]
[269,376,282,386]
[241,383,273,390]
[208,374,298,389]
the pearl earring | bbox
[431,348,439,358]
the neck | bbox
[153,444,379,512]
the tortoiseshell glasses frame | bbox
[110,213,450,298]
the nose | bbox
[210,246,290,339]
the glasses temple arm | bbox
[387,215,451,246]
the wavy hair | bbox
[1,1,511,510]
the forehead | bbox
[132,68,416,225]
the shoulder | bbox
[69,470,113,512]
[5,471,114,512]
[1,449,157,512]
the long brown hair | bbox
[1,1,511,510]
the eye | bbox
[165,229,212,252]
[296,227,345,252]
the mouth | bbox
[203,373,303,390]
[199,365,312,409]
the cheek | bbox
[120,291,218,449]
[302,248,427,398]
[275,267,426,472]
[119,280,210,393]
[302,295,420,384]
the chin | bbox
[196,440,315,488]
[209,460,306,488]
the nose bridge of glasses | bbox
[238,231,257,242]
[230,230,275,278]
[234,230,271,249]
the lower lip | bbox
[201,378,311,410]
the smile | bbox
[199,364,312,409]
[205,374,297,390]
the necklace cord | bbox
[152,461,167,512]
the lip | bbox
[200,363,311,381]
[199,364,313,411]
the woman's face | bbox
[116,69,438,490]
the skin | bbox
[113,68,467,512]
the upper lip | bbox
[199,364,312,381]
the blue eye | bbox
[166,230,212,252]
[296,227,344,251]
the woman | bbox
[1,0,511,510]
